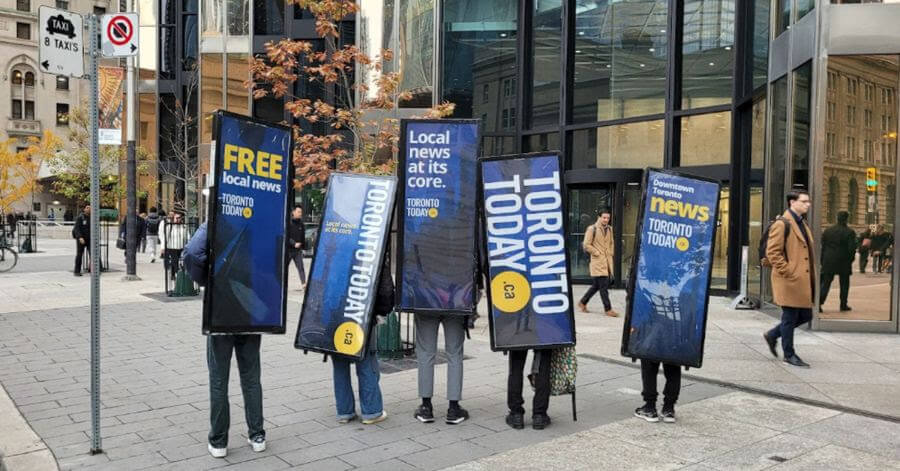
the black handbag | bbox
[116,236,126,250]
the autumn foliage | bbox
[247,0,454,188]
[0,131,61,214]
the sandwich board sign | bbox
[101,13,139,57]
[39,6,84,78]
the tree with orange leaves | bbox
[247,0,454,189]
[0,131,62,216]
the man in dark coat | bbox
[871,224,893,273]
[286,206,306,290]
[819,211,855,312]
[73,205,93,276]
[858,226,873,273]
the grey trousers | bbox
[415,313,466,401]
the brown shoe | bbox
[578,302,588,313]
[605,310,619,317]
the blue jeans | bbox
[331,343,383,421]
[767,307,811,358]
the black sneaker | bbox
[532,413,551,430]
[634,404,659,422]
[446,406,469,425]
[505,411,524,430]
[660,406,676,423]
[414,404,434,423]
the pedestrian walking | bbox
[763,189,816,368]
[72,204,96,276]
[287,206,306,291]
[578,208,618,317]
[413,312,469,425]
[871,224,893,273]
[634,360,681,423]
[506,349,552,430]
[181,223,267,459]
[329,246,393,426]
[139,212,148,253]
[161,212,187,281]
[819,211,855,312]
[145,207,162,262]
[858,226,873,274]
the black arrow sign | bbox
[41,60,50,70]
[130,43,137,52]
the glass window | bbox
[711,188,729,289]
[482,136,516,156]
[796,0,814,22]
[200,53,224,143]
[56,76,69,90]
[572,0,667,123]
[25,100,34,120]
[17,23,30,40]
[184,15,198,70]
[680,111,732,165]
[56,103,69,126]
[529,0,561,128]
[682,0,735,109]
[768,75,788,221]
[139,93,158,154]
[93,6,106,15]
[397,0,435,107]
[254,0,284,35]
[775,0,789,36]
[571,120,664,169]
[442,0,516,130]
[751,0,769,92]
[227,0,249,36]
[55,0,67,10]
[17,0,29,11]
[161,26,176,79]
[24,72,34,87]
[202,0,225,38]
[751,96,766,168]
[523,133,560,153]
[11,100,22,120]
[11,70,22,85]
[253,93,283,123]
[226,53,250,115]
[792,62,812,189]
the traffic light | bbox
[866,167,878,191]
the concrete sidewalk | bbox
[569,288,900,420]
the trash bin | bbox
[376,312,402,360]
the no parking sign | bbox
[100,13,138,57]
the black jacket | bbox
[373,243,395,318]
[288,218,306,253]
[821,223,856,276]
[146,212,162,236]
[73,213,90,240]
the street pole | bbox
[88,14,103,455]
[124,0,138,280]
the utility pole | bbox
[123,0,138,280]
[88,13,103,455]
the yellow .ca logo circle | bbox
[490,271,531,313]
[333,321,365,355]
[242,207,253,219]
[676,237,690,252]
[428,207,438,218]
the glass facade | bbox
[571,121,665,169]
[529,0,561,128]
[681,0,735,109]
[680,111,732,165]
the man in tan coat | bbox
[578,208,618,317]
[763,190,816,368]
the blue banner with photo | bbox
[622,169,720,368]
[480,153,576,350]
[295,173,397,360]
[397,119,479,314]
[203,111,291,334]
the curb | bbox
[581,353,900,425]
[0,384,59,471]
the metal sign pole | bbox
[88,13,103,455]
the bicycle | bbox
[0,229,18,272]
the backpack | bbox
[582,224,595,255]
[759,217,790,267]
[146,214,161,235]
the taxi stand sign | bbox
[39,6,84,78]
[101,13,139,57]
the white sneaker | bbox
[362,411,388,425]
[248,436,266,452]
[208,443,227,458]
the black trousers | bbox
[640,360,681,407]
[508,349,550,416]
[820,272,850,308]
[165,248,182,280]
[580,276,612,311]
[859,250,869,273]
[74,240,90,273]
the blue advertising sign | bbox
[480,153,576,351]
[203,111,292,334]
[621,169,721,368]
[295,173,397,360]
[397,119,480,314]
